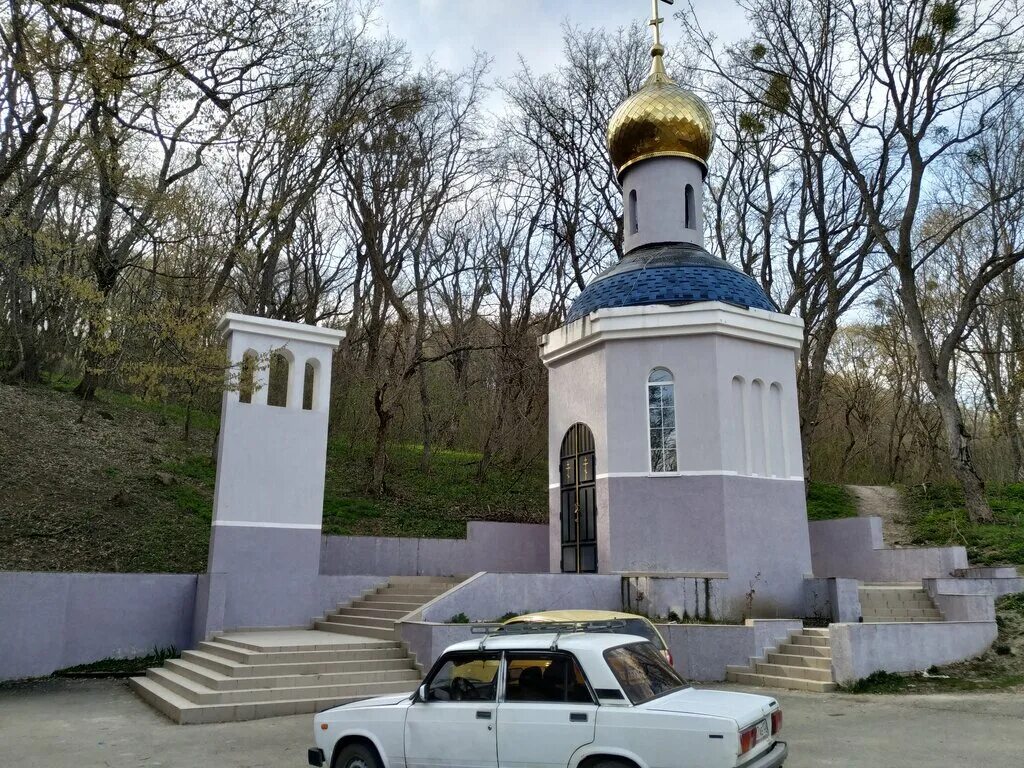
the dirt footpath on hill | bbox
[848,484,912,547]
[2,678,1023,767]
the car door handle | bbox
[570,713,588,723]
[476,710,492,720]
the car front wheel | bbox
[333,742,381,768]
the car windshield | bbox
[603,642,686,704]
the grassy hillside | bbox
[0,382,546,574]
[805,482,858,521]
[901,483,1024,567]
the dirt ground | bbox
[0,383,211,572]
[2,677,1023,768]
[848,484,912,546]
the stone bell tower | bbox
[539,10,812,618]
[197,313,345,635]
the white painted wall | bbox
[621,156,705,252]
[211,314,345,530]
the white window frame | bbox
[646,367,679,475]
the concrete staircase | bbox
[858,584,944,623]
[130,576,459,724]
[726,627,837,692]
[315,576,461,639]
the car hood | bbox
[639,688,776,726]
[328,692,412,712]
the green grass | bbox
[320,441,546,538]
[901,484,1024,566]
[806,482,858,521]
[55,646,178,676]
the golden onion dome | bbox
[607,44,715,179]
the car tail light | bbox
[771,709,782,735]
[738,725,758,756]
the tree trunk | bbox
[418,365,433,474]
[897,273,993,522]
[371,387,392,496]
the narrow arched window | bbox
[684,184,696,229]
[648,367,678,473]
[302,360,318,411]
[238,352,256,404]
[628,189,639,234]
[267,351,290,407]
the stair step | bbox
[789,635,830,648]
[753,662,833,682]
[800,628,831,637]
[129,676,407,725]
[725,670,837,693]
[163,658,420,691]
[315,621,397,640]
[333,606,409,620]
[195,641,401,666]
[765,652,831,670]
[862,617,943,623]
[777,642,830,658]
[352,599,424,612]
[322,614,395,629]
[147,667,415,706]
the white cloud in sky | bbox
[374,0,750,81]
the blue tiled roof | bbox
[566,242,777,323]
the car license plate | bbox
[756,719,770,742]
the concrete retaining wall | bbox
[923,579,997,622]
[803,578,861,622]
[418,573,622,623]
[0,572,198,681]
[810,517,967,581]
[196,573,387,636]
[398,618,801,681]
[829,621,998,685]
[659,620,802,682]
[320,522,549,577]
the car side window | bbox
[504,654,594,704]
[425,653,501,702]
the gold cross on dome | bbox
[649,0,674,47]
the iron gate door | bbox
[559,423,597,573]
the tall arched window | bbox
[238,351,257,404]
[648,367,678,473]
[684,184,696,230]
[628,189,639,234]
[267,351,291,407]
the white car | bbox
[309,629,787,768]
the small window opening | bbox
[648,367,678,473]
[238,352,256,404]
[267,351,290,407]
[302,360,316,411]
[685,184,696,230]
[628,189,639,234]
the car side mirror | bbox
[416,683,428,703]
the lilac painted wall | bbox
[659,620,802,682]
[419,573,622,623]
[0,572,197,681]
[320,522,549,577]
[829,621,997,685]
[809,517,968,582]
[398,617,801,681]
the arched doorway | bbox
[559,423,598,573]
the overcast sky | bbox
[374,0,749,82]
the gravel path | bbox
[848,484,911,547]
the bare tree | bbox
[688,0,1024,521]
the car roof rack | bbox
[471,620,629,651]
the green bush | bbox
[449,613,469,624]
